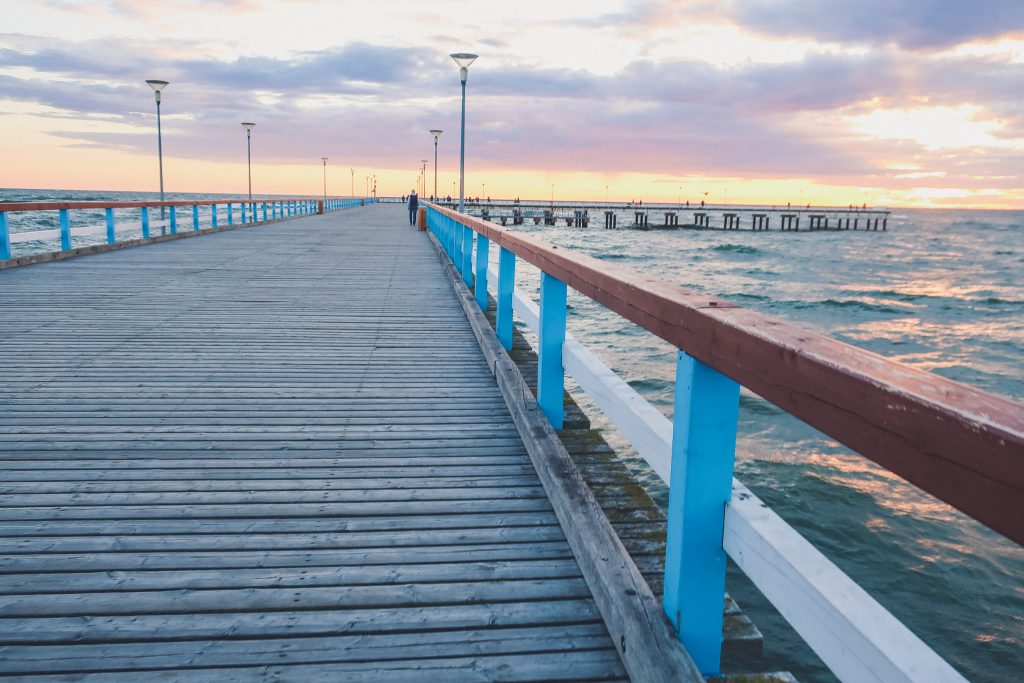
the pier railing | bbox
[424,201,1022,681]
[0,196,374,261]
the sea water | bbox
[3,189,1022,681]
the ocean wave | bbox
[711,243,762,255]
[981,297,1024,306]
[795,299,906,314]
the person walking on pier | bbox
[407,190,418,226]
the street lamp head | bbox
[321,157,328,162]
[450,52,478,83]
[241,122,255,132]
[429,129,443,139]
[145,79,169,102]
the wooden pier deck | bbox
[0,205,631,680]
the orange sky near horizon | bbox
[2,1,1023,210]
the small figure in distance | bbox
[408,190,418,226]
[700,199,705,207]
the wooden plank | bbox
[0,559,584,595]
[0,205,626,677]
[0,624,613,674]
[0,542,577,574]
[0,599,606,644]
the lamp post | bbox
[450,52,478,212]
[321,157,328,201]
[420,160,428,197]
[429,129,442,199]
[145,79,169,221]
[241,122,255,200]
[350,168,355,198]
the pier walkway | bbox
[0,205,629,680]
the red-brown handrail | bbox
[428,201,1024,546]
[0,198,347,212]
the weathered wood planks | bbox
[0,205,626,679]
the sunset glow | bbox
[1,1,1023,208]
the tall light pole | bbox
[429,129,442,199]
[145,79,169,221]
[450,52,478,212]
[350,168,355,197]
[420,160,428,197]
[241,122,255,200]
[321,157,328,201]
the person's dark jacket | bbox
[408,194,419,212]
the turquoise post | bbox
[272,202,277,219]
[537,272,567,428]
[461,226,473,287]
[192,205,199,231]
[251,202,257,222]
[59,209,71,250]
[228,203,234,225]
[454,219,463,270]
[663,351,740,676]
[262,202,268,221]
[0,212,9,260]
[141,207,150,239]
[212,204,218,228]
[169,205,177,234]
[475,234,489,311]
[105,208,115,244]
[497,247,515,350]
[241,203,247,224]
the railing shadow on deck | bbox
[423,201,1022,682]
[0,196,377,262]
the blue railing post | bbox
[227,203,234,225]
[141,207,150,239]
[0,212,9,260]
[192,205,199,231]
[211,204,218,228]
[497,247,515,350]
[475,234,489,310]
[537,272,567,429]
[169,205,177,234]
[251,202,257,222]
[663,351,740,676]
[105,208,115,244]
[59,209,71,250]
[461,226,473,287]
[453,219,463,271]
[262,202,268,221]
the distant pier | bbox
[431,199,891,232]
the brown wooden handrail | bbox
[426,201,1024,546]
[0,198,353,212]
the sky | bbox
[1,0,1023,208]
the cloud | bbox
[724,0,1024,50]
[0,30,1021,189]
